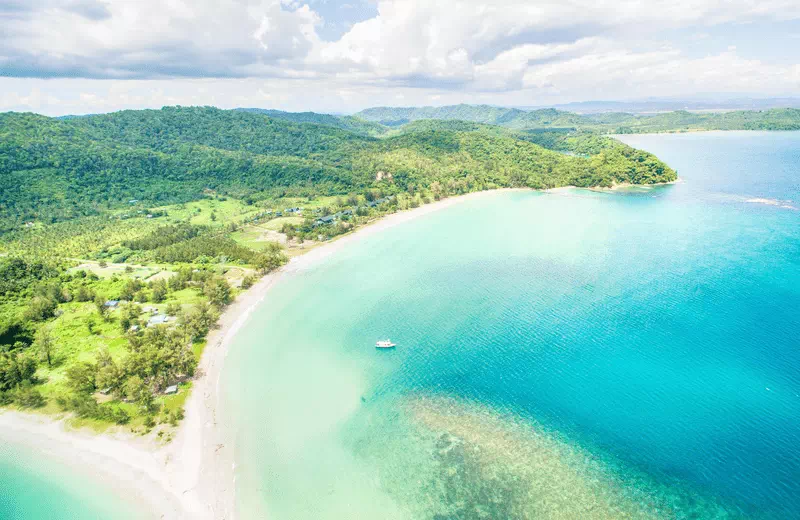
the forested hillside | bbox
[0,106,676,234]
[357,104,587,129]
[611,108,800,132]
[356,104,800,132]
[236,108,388,136]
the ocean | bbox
[223,131,800,519]
[0,438,143,519]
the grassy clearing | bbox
[151,198,262,227]
[260,216,305,231]
[229,228,268,250]
[36,305,145,396]
[67,262,163,280]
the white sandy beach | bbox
[0,189,505,520]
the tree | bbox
[203,276,231,307]
[178,302,218,341]
[168,274,184,292]
[119,302,141,332]
[95,349,122,396]
[75,285,94,302]
[241,275,256,289]
[24,295,58,322]
[124,375,154,412]
[150,279,167,303]
[86,315,97,334]
[0,350,38,392]
[120,279,143,301]
[13,381,45,408]
[34,325,55,367]
[94,296,109,321]
[66,361,97,394]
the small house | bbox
[164,385,178,395]
[104,300,119,308]
[314,215,336,227]
[147,314,169,327]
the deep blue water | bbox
[226,131,800,519]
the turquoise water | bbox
[225,131,800,519]
[0,437,145,519]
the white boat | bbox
[375,339,396,349]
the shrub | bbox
[13,383,46,408]
[241,275,256,289]
[56,393,131,424]
[24,295,58,322]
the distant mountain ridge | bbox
[355,104,589,129]
[542,97,800,114]
[355,104,800,132]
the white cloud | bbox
[1,0,800,112]
[520,47,800,99]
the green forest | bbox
[1,106,677,233]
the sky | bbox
[1,0,799,115]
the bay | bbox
[224,131,800,519]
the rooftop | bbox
[147,314,169,326]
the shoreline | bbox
[544,177,683,194]
[0,181,681,518]
[0,188,507,519]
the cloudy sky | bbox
[2,0,800,115]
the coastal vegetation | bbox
[0,105,679,431]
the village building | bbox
[147,314,169,327]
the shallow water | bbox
[0,438,145,520]
[225,131,800,519]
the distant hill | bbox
[545,97,800,114]
[356,104,633,130]
[357,104,800,133]
[356,104,526,127]
[357,104,587,130]
[611,108,800,133]
[236,108,388,136]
